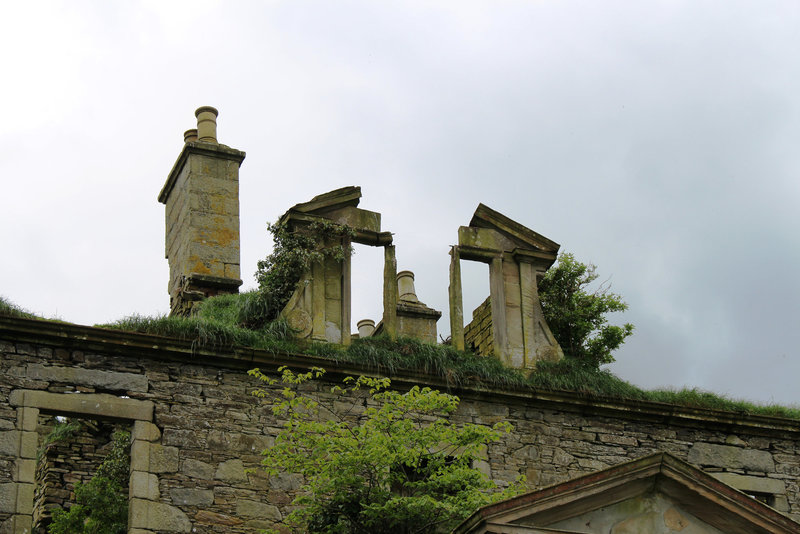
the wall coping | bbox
[2,315,799,437]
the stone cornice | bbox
[1,315,798,437]
[158,141,246,204]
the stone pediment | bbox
[454,452,800,534]
[288,185,362,215]
[468,203,560,255]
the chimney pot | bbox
[195,106,219,143]
[357,319,376,338]
[397,270,419,302]
[183,129,198,143]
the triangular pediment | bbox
[469,204,559,254]
[289,186,362,215]
[454,453,800,534]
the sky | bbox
[1,1,799,406]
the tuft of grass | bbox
[0,296,43,319]
[528,358,800,419]
[99,308,300,354]
[333,336,528,389]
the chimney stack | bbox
[158,106,246,316]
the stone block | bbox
[14,459,35,484]
[14,483,33,514]
[182,458,215,480]
[130,440,150,472]
[15,408,38,432]
[149,444,179,473]
[26,364,148,392]
[129,498,191,532]
[0,483,16,513]
[215,459,247,483]
[132,421,161,443]
[0,431,19,456]
[18,432,36,460]
[688,443,774,472]
[11,514,32,534]
[170,488,214,507]
[710,472,785,495]
[236,500,281,520]
[130,471,159,500]
[9,390,153,421]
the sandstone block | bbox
[129,498,191,532]
[16,407,38,432]
[15,483,33,514]
[236,499,281,520]
[182,458,215,480]
[215,459,247,483]
[14,459,35,484]
[0,483,16,513]
[133,421,161,443]
[149,444,179,473]
[170,488,213,507]
[0,432,19,456]
[130,440,151,472]
[710,472,785,495]
[688,443,774,472]
[26,364,148,392]
[130,471,160,500]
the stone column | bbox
[448,247,465,351]
[489,256,508,364]
[382,245,398,340]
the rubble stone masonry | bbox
[1,316,798,533]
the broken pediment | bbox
[281,186,390,245]
[453,452,800,534]
[450,204,563,369]
[458,203,559,264]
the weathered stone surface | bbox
[130,471,160,500]
[170,488,214,507]
[236,499,281,520]
[0,483,16,513]
[149,444,179,473]
[14,459,35,484]
[9,390,153,421]
[133,421,161,442]
[215,458,247,483]
[194,510,243,526]
[130,498,192,532]
[0,431,18,456]
[711,472,786,494]
[688,442,775,472]
[182,458,215,479]
[26,364,148,392]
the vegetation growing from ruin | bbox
[48,428,130,534]
[251,367,523,534]
[0,295,43,319]
[539,253,634,368]
[250,220,356,327]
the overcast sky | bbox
[1,1,799,406]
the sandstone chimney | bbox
[158,107,246,316]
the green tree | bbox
[250,367,523,534]
[538,253,633,368]
[49,429,130,534]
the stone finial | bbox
[357,319,376,338]
[183,129,198,143]
[195,106,219,143]
[397,271,419,302]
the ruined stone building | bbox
[1,108,799,533]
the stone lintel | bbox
[710,472,786,495]
[511,247,558,267]
[9,390,153,421]
[159,141,246,204]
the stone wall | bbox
[1,316,799,533]
[464,297,493,357]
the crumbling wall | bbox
[464,297,493,357]
[1,321,799,532]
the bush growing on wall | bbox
[250,367,523,534]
